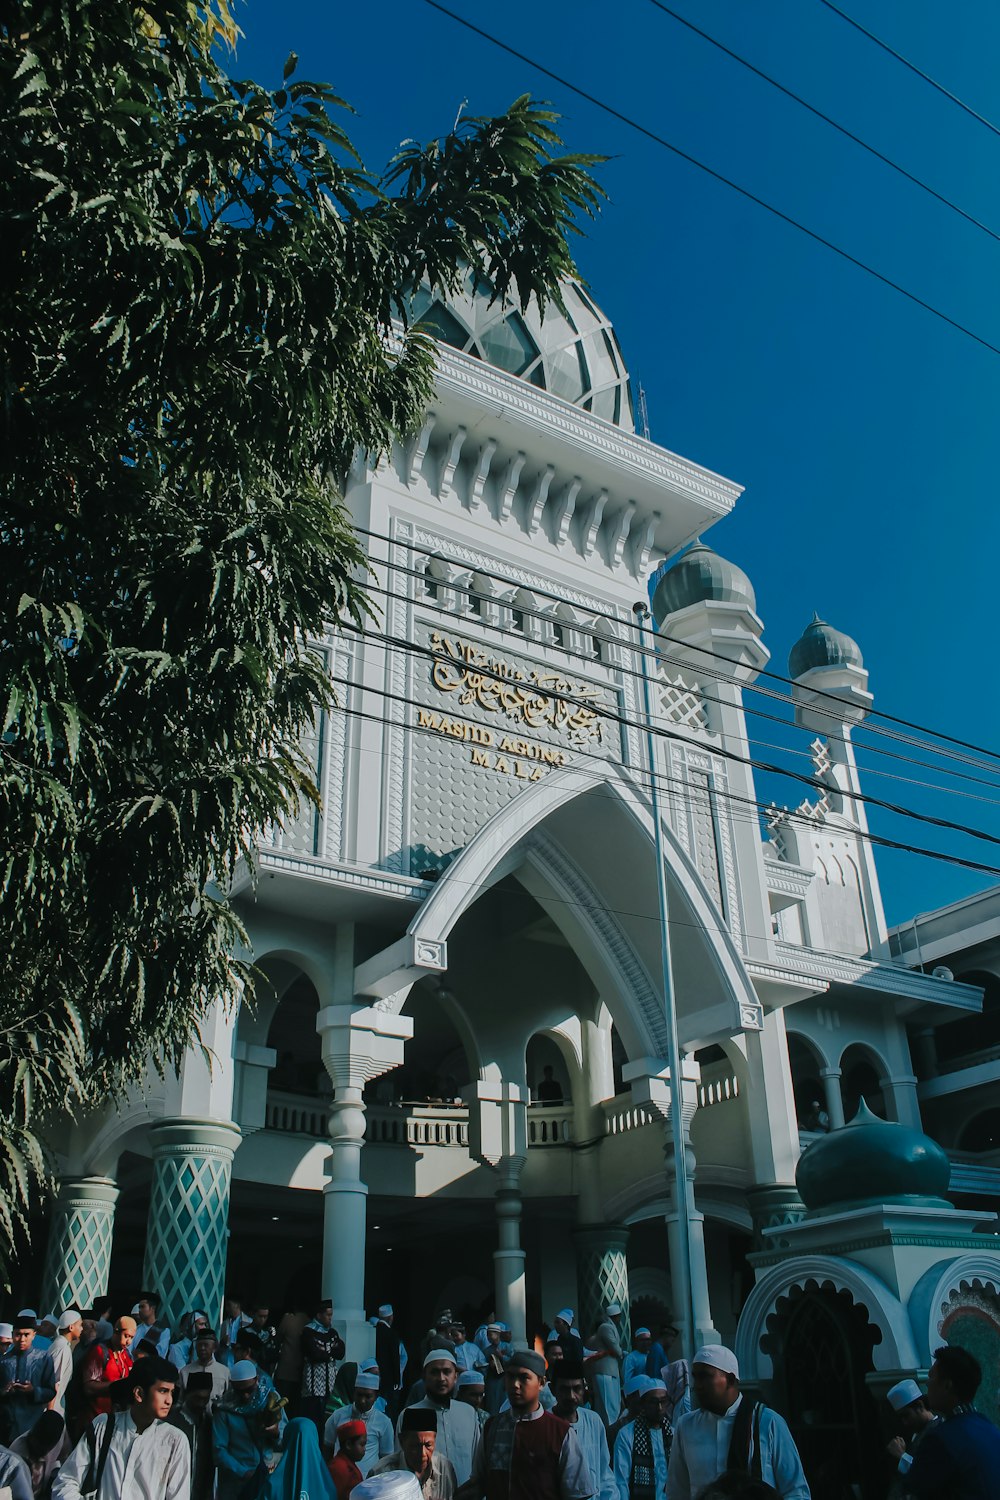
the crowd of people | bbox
[0,1293,996,1499]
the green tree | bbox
[0,0,604,1253]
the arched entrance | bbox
[764,1284,881,1500]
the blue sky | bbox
[235,1,1000,926]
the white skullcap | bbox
[17,1310,37,1321]
[555,1308,574,1324]
[378,1304,393,1317]
[887,1378,924,1411]
[692,1344,739,1379]
[0,1324,12,1339]
[487,1323,502,1333]
[353,1474,422,1500]
[230,1360,257,1381]
[359,1359,379,1373]
[625,1374,654,1397]
[41,1314,58,1327]
[606,1303,622,1317]
[423,1348,458,1368]
[130,1304,142,1316]
[355,1372,380,1390]
[458,1370,485,1386]
[58,1311,81,1330]
[635,1327,651,1338]
[646,1378,667,1394]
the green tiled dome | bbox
[789,614,863,678]
[651,541,756,621]
[796,1100,952,1213]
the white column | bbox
[494,1158,527,1344]
[820,1067,846,1130]
[318,1004,412,1357]
[882,1073,922,1130]
[626,1057,719,1350]
[742,1012,805,1243]
[464,1078,529,1346]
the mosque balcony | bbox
[917,1044,1000,1101]
[947,1149,1000,1198]
[262,1077,740,1149]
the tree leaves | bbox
[0,0,603,1274]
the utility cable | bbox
[648,0,1000,244]
[351,552,1000,808]
[321,671,1000,881]
[354,520,1000,775]
[816,0,1000,141]
[338,618,1000,856]
[420,0,1000,360]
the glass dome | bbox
[410,269,634,431]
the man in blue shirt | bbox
[0,1319,57,1440]
[905,1344,1000,1500]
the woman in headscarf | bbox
[10,1408,69,1495]
[256,1415,337,1499]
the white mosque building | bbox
[36,272,1000,1491]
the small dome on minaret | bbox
[788,614,863,679]
[651,540,756,624]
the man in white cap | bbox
[213,1359,286,1499]
[588,1306,624,1426]
[0,1324,12,1360]
[34,1317,57,1353]
[327,1370,396,1474]
[399,1348,481,1485]
[666,1346,809,1500]
[376,1304,404,1417]
[49,1311,83,1414]
[457,1370,489,1431]
[547,1312,584,1367]
[622,1331,652,1389]
[884,1378,939,1496]
[612,1376,670,1500]
[551,1362,616,1500]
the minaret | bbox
[787,614,887,951]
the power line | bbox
[420,0,1000,360]
[648,0,1000,244]
[816,0,1000,141]
[354,550,1000,809]
[322,668,1000,881]
[340,618,1000,857]
[355,520,1000,775]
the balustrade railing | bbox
[264,1071,740,1146]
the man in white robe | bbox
[49,1312,82,1414]
[551,1364,617,1500]
[588,1306,624,1427]
[612,1378,670,1500]
[665,1346,809,1500]
[326,1371,396,1474]
[52,1356,190,1500]
[399,1348,482,1485]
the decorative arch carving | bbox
[735,1256,918,1380]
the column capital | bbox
[149,1117,241,1160]
[462,1081,527,1169]
[51,1176,119,1212]
[317,1006,413,1090]
[623,1057,699,1129]
[819,1066,842,1080]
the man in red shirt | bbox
[77,1315,136,1432]
[329,1418,367,1500]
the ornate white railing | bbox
[265,1074,739,1147]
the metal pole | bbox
[632,602,696,1358]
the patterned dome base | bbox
[410,269,634,431]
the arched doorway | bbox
[786,1033,828,1133]
[764,1284,881,1500]
[840,1045,886,1121]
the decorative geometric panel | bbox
[659,673,708,735]
[688,768,724,916]
[40,1179,118,1313]
[143,1128,237,1330]
[574,1225,631,1348]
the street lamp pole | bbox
[633,601,696,1359]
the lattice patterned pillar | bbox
[143,1119,241,1331]
[574,1224,631,1346]
[40,1177,119,1314]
